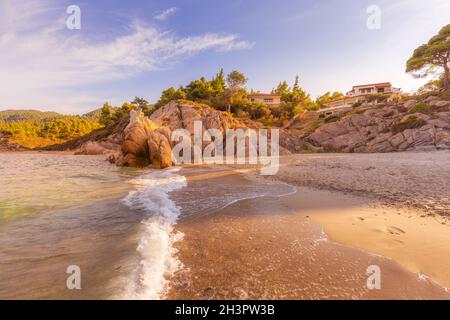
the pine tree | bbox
[293,75,300,93]
[99,103,113,126]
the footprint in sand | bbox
[386,226,406,235]
[383,238,405,246]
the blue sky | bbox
[0,0,449,114]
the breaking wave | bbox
[121,167,187,299]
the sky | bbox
[0,0,449,114]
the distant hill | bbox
[0,109,61,122]
[0,109,102,149]
[82,108,102,120]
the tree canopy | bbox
[406,24,450,91]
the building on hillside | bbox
[325,82,401,109]
[248,92,282,108]
[347,82,401,97]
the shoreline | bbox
[0,149,76,155]
[308,200,450,290]
[167,166,450,299]
[263,152,450,291]
[1,151,449,299]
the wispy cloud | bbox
[154,7,178,21]
[0,0,252,111]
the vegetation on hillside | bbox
[0,114,102,148]
[153,69,319,127]
[315,91,345,109]
[0,96,154,149]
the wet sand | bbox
[311,203,450,290]
[167,170,450,299]
[268,151,450,291]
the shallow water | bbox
[0,153,295,299]
[0,153,145,219]
[0,153,148,299]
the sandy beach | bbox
[270,151,450,218]
[167,151,450,299]
[268,151,450,289]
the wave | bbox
[120,167,187,299]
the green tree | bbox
[112,102,136,123]
[132,96,152,115]
[155,86,186,109]
[185,77,214,100]
[226,70,247,91]
[225,70,248,113]
[292,75,300,93]
[274,81,290,98]
[99,102,113,126]
[210,68,226,96]
[273,76,316,115]
[406,24,450,91]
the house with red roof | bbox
[325,82,401,109]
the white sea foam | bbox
[121,167,187,299]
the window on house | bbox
[264,99,273,103]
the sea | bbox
[0,152,294,299]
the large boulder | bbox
[366,133,395,152]
[114,100,255,168]
[436,129,450,147]
[308,123,350,146]
[117,109,158,167]
[147,127,173,169]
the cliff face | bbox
[287,95,450,153]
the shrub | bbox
[439,91,450,101]
[365,94,389,103]
[392,116,427,133]
[304,119,323,134]
[411,103,431,113]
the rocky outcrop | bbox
[147,127,172,169]
[300,96,450,153]
[150,100,247,134]
[111,100,256,168]
[116,109,157,167]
